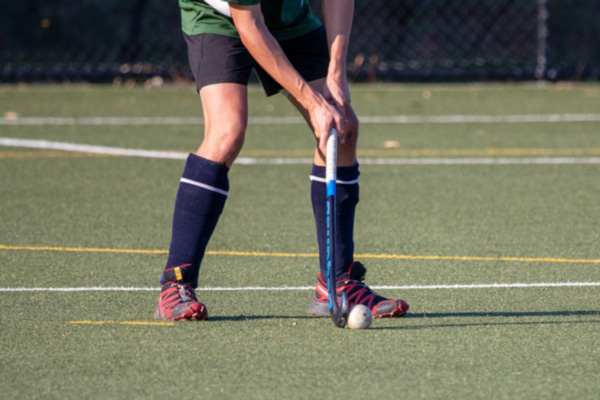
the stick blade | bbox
[330,291,349,328]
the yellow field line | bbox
[69,320,174,326]
[356,253,600,264]
[2,244,599,264]
[208,250,318,258]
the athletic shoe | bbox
[155,264,207,321]
[308,261,409,318]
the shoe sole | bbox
[174,308,207,321]
[308,300,330,317]
[155,304,208,321]
[373,308,407,318]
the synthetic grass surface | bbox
[1,83,599,399]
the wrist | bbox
[296,82,324,111]
[328,61,347,80]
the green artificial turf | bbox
[1,83,599,399]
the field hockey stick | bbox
[326,128,349,328]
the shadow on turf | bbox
[205,311,600,323]
[207,315,315,322]
[369,310,600,330]
[407,310,600,319]
[203,310,600,327]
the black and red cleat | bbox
[155,264,207,321]
[308,261,409,318]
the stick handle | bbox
[326,129,338,190]
[326,129,337,317]
[325,129,347,328]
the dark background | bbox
[1,0,599,83]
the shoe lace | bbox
[177,283,198,303]
[343,279,384,306]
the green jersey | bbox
[179,0,322,41]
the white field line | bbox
[2,114,600,125]
[2,282,600,292]
[2,138,600,165]
[357,157,600,165]
[0,137,186,160]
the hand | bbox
[308,97,344,156]
[323,74,352,144]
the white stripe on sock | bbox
[309,175,360,185]
[180,178,229,196]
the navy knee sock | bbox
[311,163,360,281]
[160,154,229,287]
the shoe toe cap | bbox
[373,299,409,318]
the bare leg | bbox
[284,78,359,166]
[285,78,361,283]
[159,83,248,289]
[197,83,249,167]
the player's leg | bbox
[288,81,409,318]
[252,26,361,285]
[156,84,248,321]
[274,44,408,317]
[156,33,253,321]
[285,77,360,278]
[161,84,246,280]
[196,83,248,167]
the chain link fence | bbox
[1,0,599,83]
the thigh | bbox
[197,83,249,166]
[286,78,359,167]
[199,83,248,130]
[255,26,330,97]
[184,32,256,92]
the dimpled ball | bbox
[347,304,373,329]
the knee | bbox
[198,122,246,165]
[337,110,359,164]
[345,110,359,146]
[218,124,246,155]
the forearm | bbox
[322,0,354,80]
[229,3,344,148]
[230,5,323,111]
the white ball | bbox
[347,304,373,329]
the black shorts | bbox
[184,26,329,96]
